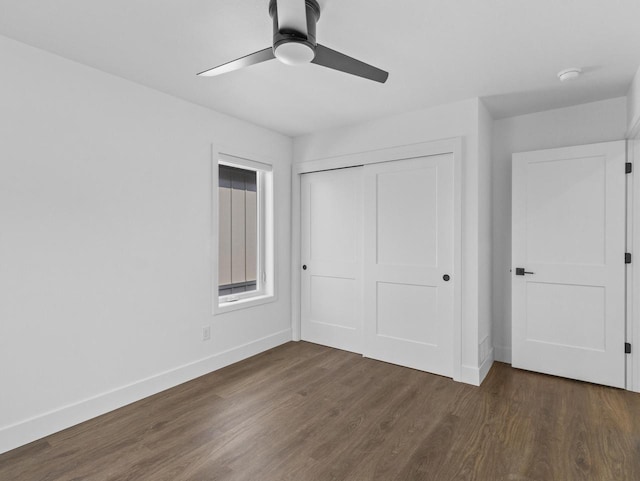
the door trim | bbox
[291,138,463,382]
[630,135,639,393]
[629,111,640,393]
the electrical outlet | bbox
[202,326,211,341]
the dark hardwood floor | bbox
[2,341,640,481]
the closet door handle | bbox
[302,265,307,270]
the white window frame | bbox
[213,152,275,314]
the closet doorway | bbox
[298,144,459,378]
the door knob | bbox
[443,274,450,281]
[515,267,534,276]
[302,265,307,270]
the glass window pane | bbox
[219,165,258,297]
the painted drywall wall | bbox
[628,65,640,134]
[293,98,491,384]
[491,97,628,363]
[0,35,292,454]
[478,101,493,369]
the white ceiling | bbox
[0,0,639,137]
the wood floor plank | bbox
[2,341,640,481]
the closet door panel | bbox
[301,167,363,353]
[363,154,454,377]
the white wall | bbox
[0,36,292,453]
[628,65,640,134]
[293,98,491,384]
[491,97,628,363]
[478,101,493,369]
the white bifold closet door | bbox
[301,154,455,377]
[301,167,364,353]
[363,155,454,377]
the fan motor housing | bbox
[269,0,320,51]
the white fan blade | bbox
[276,0,308,36]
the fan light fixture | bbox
[197,0,388,83]
[274,42,315,65]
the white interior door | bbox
[512,141,627,388]
[363,154,454,377]
[301,167,363,353]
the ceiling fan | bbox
[197,0,389,83]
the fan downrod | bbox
[268,0,321,54]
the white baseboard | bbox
[458,348,495,386]
[494,345,512,364]
[479,348,495,384]
[458,365,481,386]
[0,329,292,455]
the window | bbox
[218,165,257,296]
[216,154,274,311]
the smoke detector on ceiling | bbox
[557,68,582,82]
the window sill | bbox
[215,293,276,314]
